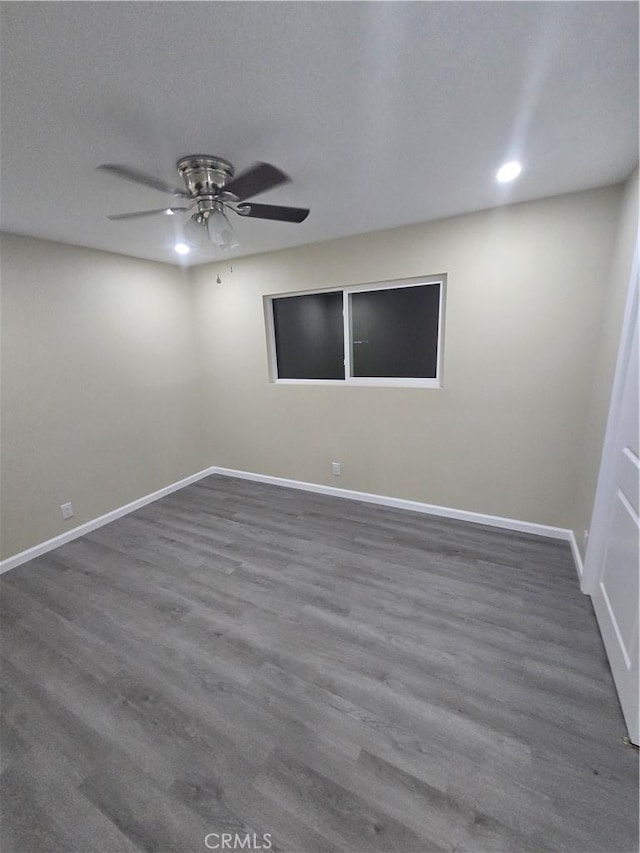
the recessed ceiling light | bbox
[174,243,190,255]
[496,161,522,183]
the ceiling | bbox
[1,2,637,267]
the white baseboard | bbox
[568,530,585,579]
[1,463,583,583]
[0,466,218,575]
[211,467,583,580]
[211,466,575,540]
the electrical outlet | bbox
[331,462,341,476]
[60,502,74,520]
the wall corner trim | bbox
[1,464,584,582]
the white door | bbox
[584,254,639,745]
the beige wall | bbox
[571,169,639,557]
[1,181,632,561]
[0,234,206,559]
[191,185,623,530]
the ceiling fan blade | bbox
[97,164,190,197]
[223,162,290,202]
[107,207,191,221]
[235,202,309,223]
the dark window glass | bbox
[350,284,440,378]
[273,291,345,379]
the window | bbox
[272,291,344,380]
[266,276,444,387]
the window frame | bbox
[264,274,446,388]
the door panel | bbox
[590,297,639,744]
[617,449,639,517]
[597,493,639,666]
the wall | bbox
[191,185,623,530]
[0,234,206,559]
[1,181,631,562]
[571,169,639,558]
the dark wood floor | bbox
[1,475,637,853]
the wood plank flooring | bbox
[1,475,638,853]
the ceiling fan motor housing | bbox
[176,156,235,199]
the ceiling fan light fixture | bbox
[207,204,238,249]
[183,214,208,248]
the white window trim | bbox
[264,274,446,388]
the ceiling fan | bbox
[97,155,310,249]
